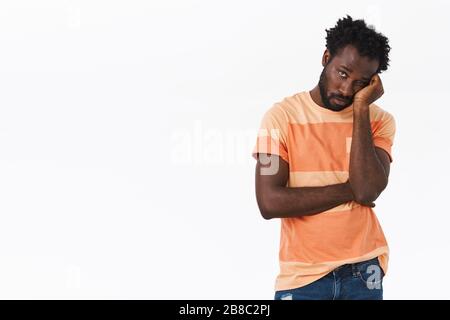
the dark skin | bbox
[255,44,391,219]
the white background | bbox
[0,0,449,299]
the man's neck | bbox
[309,85,325,108]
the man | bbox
[252,15,395,300]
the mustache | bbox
[329,94,352,103]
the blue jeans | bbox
[274,257,385,300]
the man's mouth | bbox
[332,97,350,105]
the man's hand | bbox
[353,74,384,106]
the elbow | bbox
[261,212,274,220]
[256,196,277,220]
[351,176,388,204]
[256,186,284,220]
[259,203,275,220]
[353,184,386,204]
[354,191,379,205]
[260,211,272,220]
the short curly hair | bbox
[325,15,391,73]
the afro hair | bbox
[325,15,391,73]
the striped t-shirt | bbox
[252,90,396,291]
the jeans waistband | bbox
[331,257,380,278]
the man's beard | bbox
[318,66,353,111]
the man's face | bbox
[318,45,379,111]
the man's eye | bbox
[338,71,347,78]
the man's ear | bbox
[322,49,331,67]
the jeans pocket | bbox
[357,258,384,289]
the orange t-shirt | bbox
[252,91,396,291]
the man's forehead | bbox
[332,45,379,78]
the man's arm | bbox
[350,74,391,203]
[255,154,367,220]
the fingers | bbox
[371,74,380,82]
[371,74,384,100]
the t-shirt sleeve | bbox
[252,104,289,163]
[372,111,396,162]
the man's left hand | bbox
[353,74,384,107]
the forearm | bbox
[260,182,354,219]
[349,103,388,202]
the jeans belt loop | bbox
[351,263,358,277]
